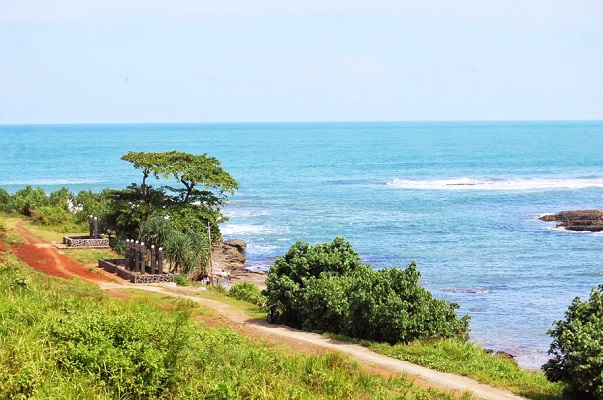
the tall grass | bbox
[0,250,463,399]
[370,339,563,400]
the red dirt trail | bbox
[9,222,113,284]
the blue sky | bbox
[1,1,601,124]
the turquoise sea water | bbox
[1,121,602,368]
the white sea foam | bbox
[220,224,271,235]
[223,208,271,218]
[220,224,289,236]
[441,287,492,295]
[386,177,603,191]
[245,264,272,273]
[246,243,279,255]
[544,225,603,236]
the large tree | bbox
[105,151,238,273]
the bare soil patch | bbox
[11,222,116,284]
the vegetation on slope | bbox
[0,235,462,399]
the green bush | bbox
[543,284,603,400]
[174,273,192,286]
[264,237,470,344]
[31,205,73,226]
[48,187,73,209]
[0,188,10,212]
[6,186,49,216]
[228,282,265,306]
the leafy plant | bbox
[5,186,49,216]
[174,273,192,286]
[543,284,603,400]
[264,237,470,344]
[228,282,265,306]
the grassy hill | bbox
[0,222,462,399]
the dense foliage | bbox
[0,150,238,275]
[264,237,470,344]
[0,240,457,399]
[542,284,603,400]
[228,281,266,306]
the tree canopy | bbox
[121,151,238,206]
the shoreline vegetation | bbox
[0,212,565,399]
[1,149,595,399]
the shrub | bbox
[0,188,10,212]
[228,282,265,306]
[31,206,73,226]
[542,284,603,400]
[264,237,470,344]
[174,273,192,286]
[6,186,49,216]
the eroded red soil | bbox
[10,222,112,283]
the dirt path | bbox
[11,223,113,283]
[7,224,528,400]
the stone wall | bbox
[98,258,174,284]
[64,235,110,248]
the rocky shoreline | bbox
[539,209,603,232]
[210,239,267,289]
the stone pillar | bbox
[124,239,128,269]
[89,215,94,238]
[93,217,99,239]
[128,239,134,271]
[134,241,140,272]
[158,247,164,274]
[150,245,156,274]
[139,242,146,274]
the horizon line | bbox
[1,118,602,127]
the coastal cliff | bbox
[540,210,603,232]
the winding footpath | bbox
[10,222,527,400]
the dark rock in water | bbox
[484,349,518,365]
[540,210,603,232]
[494,351,518,365]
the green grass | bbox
[0,214,562,399]
[21,220,87,243]
[62,248,117,264]
[197,285,267,320]
[0,247,465,399]
[368,339,563,400]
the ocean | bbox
[1,121,602,368]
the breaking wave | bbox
[220,224,289,236]
[386,177,603,191]
[441,287,492,295]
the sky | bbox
[0,1,602,124]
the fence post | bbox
[158,247,164,274]
[150,245,156,274]
[140,242,146,274]
[93,217,99,239]
[133,241,139,272]
[124,239,130,270]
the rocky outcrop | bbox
[540,210,603,232]
[211,239,247,271]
